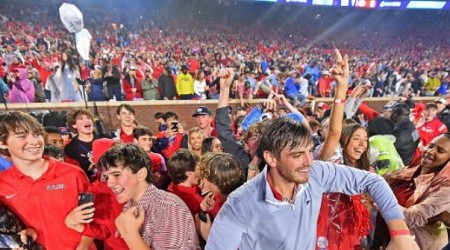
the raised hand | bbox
[219,67,235,89]
[330,49,349,87]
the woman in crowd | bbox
[315,50,373,250]
[57,51,82,102]
[201,136,224,155]
[376,133,450,250]
[141,69,159,100]
[194,70,207,100]
[88,65,105,101]
[188,127,206,157]
[122,66,142,101]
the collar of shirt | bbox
[167,183,200,196]
[124,184,155,210]
[120,128,135,143]
[11,156,56,182]
[262,166,308,206]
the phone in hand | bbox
[171,121,179,132]
[78,192,94,210]
[198,211,208,223]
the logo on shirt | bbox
[5,193,17,199]
[46,184,65,190]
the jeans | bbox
[287,92,306,106]
[107,84,122,101]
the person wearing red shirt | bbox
[0,112,108,250]
[167,149,215,217]
[317,70,334,97]
[195,153,244,241]
[122,66,143,101]
[90,138,128,250]
[112,104,136,143]
[187,56,200,75]
[133,125,168,188]
[418,103,448,147]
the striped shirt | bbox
[124,185,200,250]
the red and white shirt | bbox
[124,185,200,249]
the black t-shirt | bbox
[64,136,95,178]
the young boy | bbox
[0,112,107,250]
[167,148,215,216]
[99,144,200,249]
[64,108,99,180]
[133,125,170,189]
[112,104,137,143]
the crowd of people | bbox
[1,0,450,249]
[0,0,449,106]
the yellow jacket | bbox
[176,73,194,95]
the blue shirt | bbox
[284,77,299,95]
[0,155,12,172]
[206,161,403,250]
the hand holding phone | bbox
[171,121,179,132]
[78,192,94,210]
[65,192,95,232]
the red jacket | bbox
[122,77,143,101]
[418,118,448,146]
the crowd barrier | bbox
[0,97,436,133]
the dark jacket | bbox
[158,74,176,99]
[393,120,420,166]
[215,107,250,171]
[102,66,121,86]
[438,107,450,131]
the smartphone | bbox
[171,121,178,131]
[78,192,94,210]
[198,211,208,223]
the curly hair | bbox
[196,153,244,195]
[66,108,94,133]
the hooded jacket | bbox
[386,161,450,250]
[8,68,35,103]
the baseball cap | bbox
[192,106,212,117]
[317,102,330,110]
[434,98,448,106]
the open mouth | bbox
[422,154,433,164]
[112,187,125,196]
[354,148,364,154]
